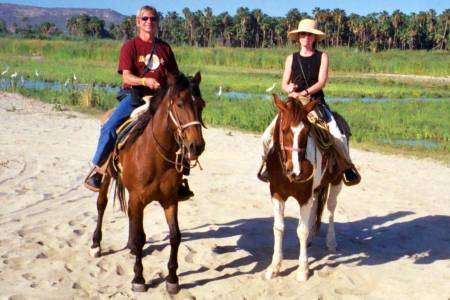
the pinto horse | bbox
[264,94,344,282]
[89,71,205,294]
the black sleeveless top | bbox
[290,51,324,100]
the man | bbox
[84,5,194,197]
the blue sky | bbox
[2,0,449,16]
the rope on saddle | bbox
[309,120,334,151]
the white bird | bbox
[73,73,77,81]
[265,83,276,93]
[1,66,9,76]
[10,71,17,78]
[35,69,39,77]
[216,86,222,97]
[64,78,70,87]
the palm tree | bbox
[252,9,263,48]
[182,7,194,45]
[235,7,250,48]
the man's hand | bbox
[144,77,160,90]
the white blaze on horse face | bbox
[291,123,304,175]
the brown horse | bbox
[89,71,206,294]
[264,94,344,281]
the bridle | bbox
[277,113,315,183]
[152,88,203,173]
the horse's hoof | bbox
[166,281,180,294]
[89,246,101,258]
[265,268,279,280]
[296,270,309,282]
[326,241,337,253]
[326,245,337,253]
[131,283,147,292]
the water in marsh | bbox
[220,91,446,104]
[0,78,119,93]
[1,78,447,151]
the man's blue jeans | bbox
[92,93,136,166]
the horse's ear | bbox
[165,69,177,86]
[273,93,287,112]
[192,71,201,86]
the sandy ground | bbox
[0,91,449,300]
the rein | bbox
[152,92,202,173]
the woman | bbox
[84,5,194,197]
[259,19,360,186]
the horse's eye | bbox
[176,101,183,108]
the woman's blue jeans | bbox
[91,93,136,166]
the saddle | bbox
[297,97,352,175]
[98,97,152,175]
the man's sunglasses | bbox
[141,16,158,22]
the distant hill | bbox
[0,3,125,32]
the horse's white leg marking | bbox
[291,124,304,175]
[297,198,313,281]
[326,182,342,252]
[265,197,285,280]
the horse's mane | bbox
[125,73,192,148]
[285,98,307,127]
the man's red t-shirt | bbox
[118,37,178,96]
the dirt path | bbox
[1,92,449,299]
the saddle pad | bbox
[116,117,140,150]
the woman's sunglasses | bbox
[141,16,158,22]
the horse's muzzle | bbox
[186,140,205,160]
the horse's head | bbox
[273,94,317,181]
[166,71,206,160]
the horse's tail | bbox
[315,184,329,233]
[113,175,128,214]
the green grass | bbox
[0,37,449,161]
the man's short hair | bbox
[136,5,159,21]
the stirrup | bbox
[83,166,103,192]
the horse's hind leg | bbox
[128,196,146,292]
[265,197,285,280]
[163,202,181,294]
[90,174,111,257]
[326,182,342,252]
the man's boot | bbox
[178,178,194,200]
[84,166,103,192]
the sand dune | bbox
[0,91,449,299]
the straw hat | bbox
[288,19,326,41]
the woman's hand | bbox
[299,89,309,97]
[288,91,300,98]
[286,83,297,93]
[288,89,309,99]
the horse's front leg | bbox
[163,202,181,294]
[326,182,342,252]
[265,197,285,279]
[128,197,146,292]
[90,175,111,257]
[297,198,313,281]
